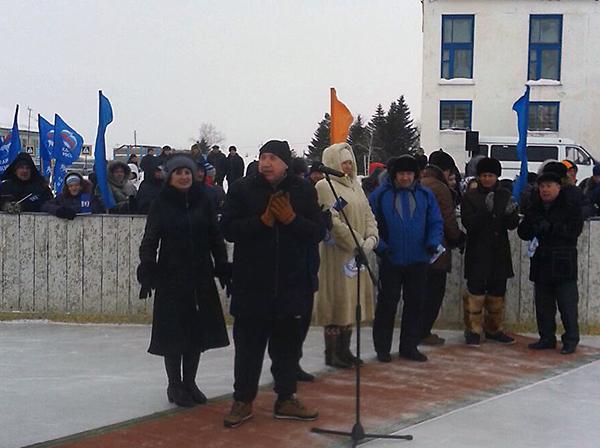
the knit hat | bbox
[291,157,308,175]
[388,155,419,179]
[162,154,197,179]
[593,164,600,177]
[543,161,568,178]
[259,140,292,167]
[428,149,456,172]
[537,172,562,185]
[476,157,501,177]
[65,173,82,185]
[309,161,322,174]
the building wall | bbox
[421,0,600,171]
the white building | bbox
[420,0,600,171]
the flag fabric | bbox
[512,86,530,204]
[38,115,55,179]
[53,114,84,192]
[330,87,353,144]
[94,90,116,210]
[0,105,22,176]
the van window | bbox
[490,145,558,162]
[565,146,592,166]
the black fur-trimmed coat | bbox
[139,182,229,356]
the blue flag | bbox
[53,114,83,192]
[512,86,530,204]
[94,91,116,210]
[38,114,55,179]
[0,105,22,176]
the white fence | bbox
[1,213,600,329]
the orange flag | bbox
[330,87,354,144]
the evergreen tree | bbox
[368,104,387,161]
[198,138,210,155]
[347,114,370,175]
[384,95,420,158]
[306,113,330,161]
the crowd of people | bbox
[0,140,592,429]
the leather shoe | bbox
[528,339,557,350]
[297,366,315,382]
[561,344,577,355]
[399,348,428,362]
[167,383,194,407]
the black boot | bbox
[164,355,194,407]
[183,352,207,404]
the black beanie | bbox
[476,157,501,177]
[537,172,562,185]
[259,140,292,167]
[429,150,456,171]
[389,155,419,179]
[543,161,568,178]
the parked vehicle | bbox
[468,136,595,180]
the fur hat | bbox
[537,172,562,185]
[543,161,568,178]
[388,155,419,179]
[162,154,197,179]
[259,140,292,167]
[428,149,456,172]
[476,157,501,177]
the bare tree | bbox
[199,123,226,148]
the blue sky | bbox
[0,0,422,157]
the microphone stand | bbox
[311,172,412,447]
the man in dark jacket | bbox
[541,161,594,219]
[0,153,53,213]
[223,146,245,186]
[220,140,325,428]
[136,157,164,214]
[419,150,465,346]
[369,155,444,362]
[461,157,519,347]
[207,145,227,186]
[517,172,584,354]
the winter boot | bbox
[463,292,485,344]
[324,327,352,368]
[483,295,508,335]
[339,327,363,366]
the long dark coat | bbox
[517,190,583,284]
[139,182,229,356]
[220,172,325,320]
[461,182,519,280]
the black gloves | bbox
[321,209,333,231]
[137,261,159,299]
[214,262,233,297]
[533,217,553,239]
[427,245,438,256]
[56,207,77,220]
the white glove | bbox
[361,235,378,252]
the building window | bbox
[528,15,562,81]
[529,102,559,131]
[440,101,472,130]
[441,15,474,79]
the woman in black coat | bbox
[138,154,230,407]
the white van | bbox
[469,136,596,181]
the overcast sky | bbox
[0,0,422,158]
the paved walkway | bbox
[2,321,600,448]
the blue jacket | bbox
[369,177,444,266]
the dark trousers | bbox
[534,281,579,346]
[373,260,428,355]
[233,315,302,403]
[467,278,507,296]
[298,294,314,364]
[421,268,447,339]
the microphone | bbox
[316,163,346,178]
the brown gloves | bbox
[260,191,296,226]
[260,194,277,227]
[271,192,296,225]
